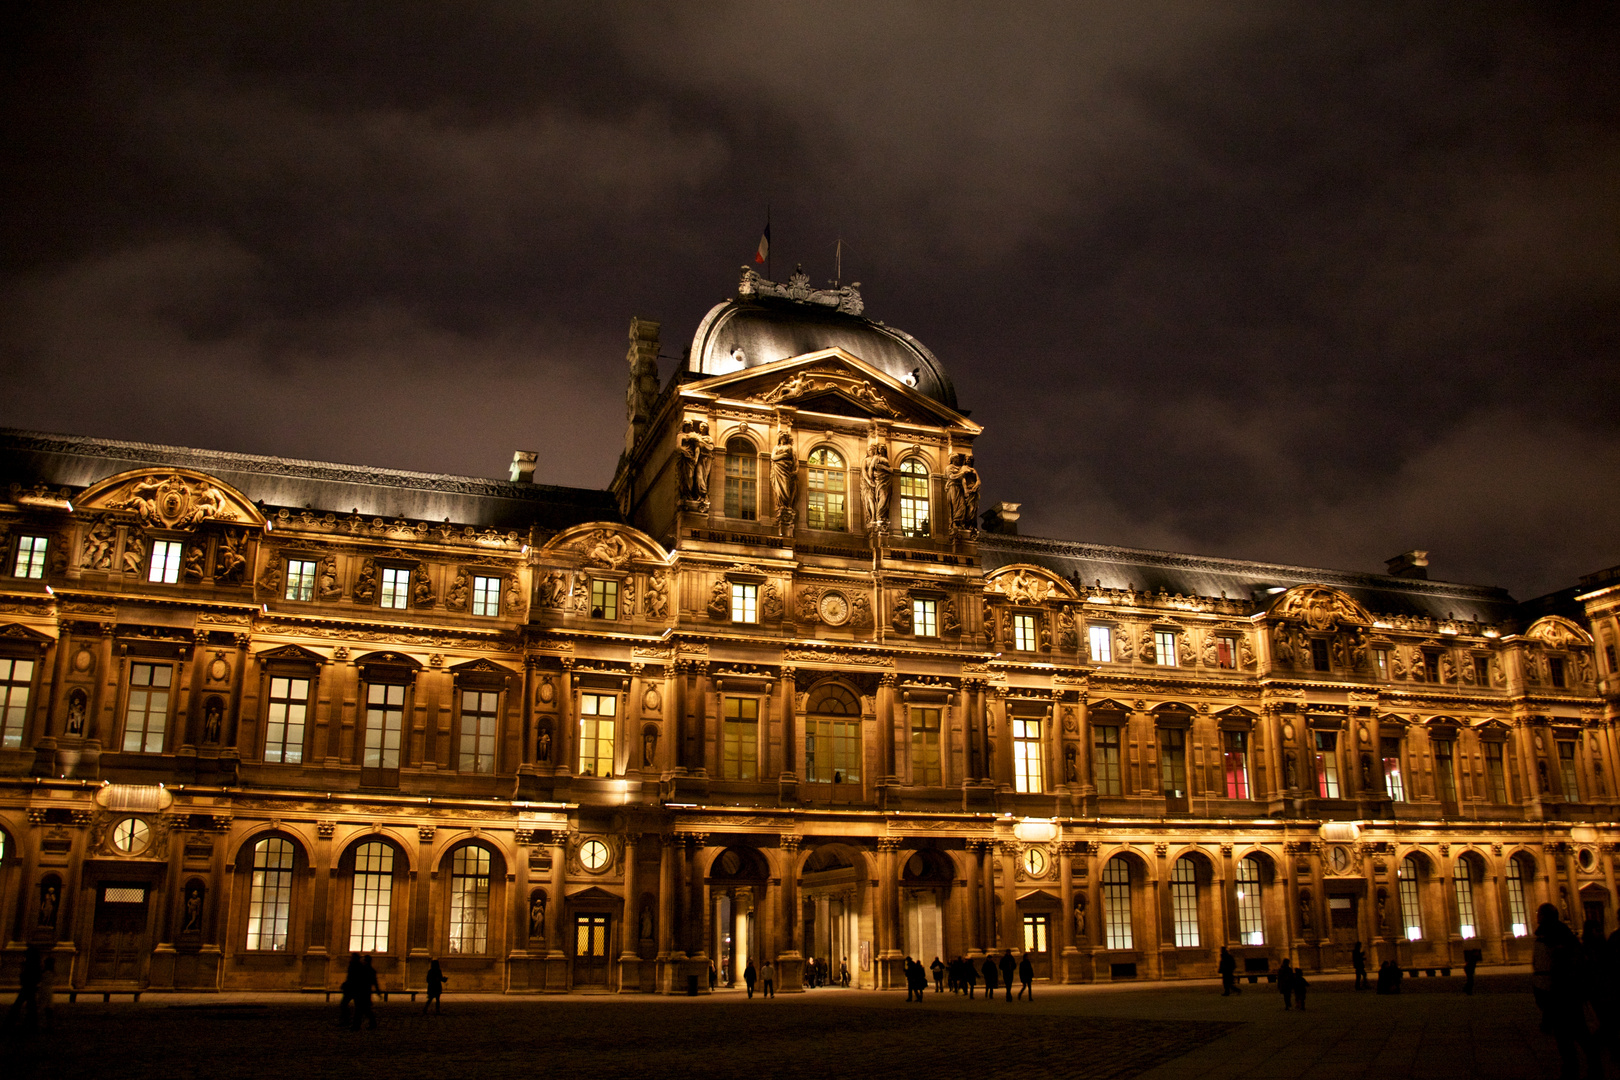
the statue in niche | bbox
[645,570,670,620]
[215,531,247,583]
[121,529,148,574]
[1114,626,1134,662]
[353,558,377,602]
[536,721,553,763]
[1376,888,1389,929]
[203,697,224,744]
[38,882,59,928]
[1538,759,1550,794]
[891,601,912,633]
[707,580,729,618]
[64,689,88,737]
[1056,608,1077,649]
[1330,637,1347,670]
[1139,628,1157,664]
[1439,653,1457,683]
[1360,754,1373,790]
[850,594,873,629]
[860,442,892,530]
[1349,633,1369,671]
[1273,627,1296,669]
[318,557,342,600]
[771,431,797,527]
[761,583,784,621]
[942,598,961,635]
[82,516,116,569]
[640,900,655,941]
[182,544,206,582]
[1064,743,1078,784]
[945,454,981,532]
[1578,651,1596,686]
[505,576,522,614]
[446,570,469,612]
[1073,895,1087,938]
[1239,635,1256,668]
[1200,631,1219,667]
[529,891,547,939]
[1178,636,1196,666]
[1560,886,1572,925]
[183,884,204,933]
[1298,889,1313,932]
[1285,750,1299,789]
[677,420,714,509]
[642,725,658,768]
[412,563,435,607]
[539,569,568,608]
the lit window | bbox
[912,598,937,637]
[123,662,171,753]
[0,657,34,750]
[1399,856,1424,940]
[148,540,183,584]
[1160,728,1186,798]
[13,536,47,579]
[1485,742,1508,803]
[1092,725,1121,796]
[285,559,317,601]
[1314,730,1340,798]
[1088,625,1112,662]
[804,684,860,784]
[1558,741,1580,801]
[459,690,499,773]
[1382,738,1405,801]
[1374,649,1390,680]
[1505,857,1530,937]
[1155,631,1178,666]
[910,707,941,786]
[722,696,758,779]
[731,582,758,623]
[349,842,394,953]
[263,676,310,764]
[1170,857,1199,947]
[806,448,846,530]
[724,438,758,521]
[1454,858,1478,940]
[1022,913,1048,955]
[363,683,405,770]
[1215,634,1238,669]
[1012,613,1036,652]
[246,837,295,951]
[472,575,500,617]
[1223,730,1249,799]
[1102,857,1133,949]
[898,459,929,537]
[447,845,491,954]
[1435,740,1458,803]
[590,579,618,620]
[578,692,616,777]
[379,567,410,609]
[1012,717,1043,793]
[1236,856,1265,945]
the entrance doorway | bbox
[573,914,611,988]
[89,884,149,984]
[1328,895,1359,945]
[1022,913,1052,979]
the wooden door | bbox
[1022,913,1052,979]
[89,885,149,984]
[573,913,611,987]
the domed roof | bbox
[689,267,957,410]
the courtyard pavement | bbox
[0,968,1584,1080]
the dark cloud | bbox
[2,1,1615,597]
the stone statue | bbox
[1285,750,1299,789]
[1330,637,1347,669]
[540,569,569,608]
[707,580,729,618]
[447,571,469,611]
[412,562,435,607]
[121,529,147,574]
[1074,896,1087,938]
[183,885,204,933]
[945,454,981,531]
[1273,627,1296,669]
[861,441,892,530]
[1178,635,1196,666]
[353,559,377,603]
[1376,888,1388,929]
[1360,754,1373,790]
[1439,653,1457,683]
[942,598,961,635]
[182,544,206,582]
[645,570,670,619]
[537,722,552,763]
[1200,632,1218,667]
[215,531,247,583]
[83,516,116,569]
[1064,743,1078,783]
[585,530,631,570]
[318,557,341,600]
[677,420,714,509]
[640,901,655,941]
[771,431,797,526]
[38,883,59,927]
[1298,889,1313,932]
[65,689,87,737]
[203,697,224,743]
[890,600,912,633]
[1057,608,1077,649]
[1114,626,1134,662]
[850,594,873,628]
[761,583,784,621]
[1578,651,1596,686]
[529,891,547,938]
[1239,636,1256,668]
[642,725,658,767]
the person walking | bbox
[1017,953,1034,1000]
[1277,959,1295,1010]
[1463,946,1481,996]
[744,958,758,999]
[998,949,1016,1002]
[1534,902,1598,1080]
[351,955,380,1030]
[1292,965,1309,1010]
[761,960,776,998]
[841,957,851,987]
[6,945,42,1033]
[339,953,364,1027]
[422,958,447,1015]
[981,956,998,1003]
[964,956,978,999]
[1218,946,1240,996]
[38,954,56,1033]
[1351,942,1367,991]
[931,956,945,993]
[709,960,718,990]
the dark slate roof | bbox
[980,533,1523,627]
[0,429,618,533]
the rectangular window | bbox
[0,657,34,750]
[1022,914,1048,955]
[1155,630,1178,666]
[1314,730,1340,798]
[1455,862,1478,940]
[1088,625,1112,663]
[246,839,295,951]
[123,662,172,753]
[731,582,758,624]
[1235,858,1265,945]
[459,690,500,774]
[722,696,758,780]
[1399,863,1424,941]
[348,843,394,953]
[724,449,758,521]
[1485,742,1508,803]
[447,846,491,955]
[1558,741,1580,801]
[578,692,616,777]
[1473,655,1490,685]
[1102,859,1132,950]
[1310,638,1330,672]
[1222,730,1249,799]
[1215,634,1238,669]
[805,717,861,784]
[910,707,942,786]
[148,540,183,584]
[912,598,937,637]
[806,455,846,530]
[1435,740,1458,804]
[1012,717,1043,793]
[1170,860,1199,947]
[263,675,310,764]
[1549,657,1567,688]
[1382,737,1405,801]
[1092,725,1122,796]
[285,559,317,601]
[590,579,618,620]
[1012,613,1036,652]
[1374,649,1390,681]
[1160,728,1187,798]
[1506,860,1530,937]
[379,567,410,609]
[363,682,405,770]
[472,575,501,617]
[13,536,47,579]
[898,464,929,537]
[1423,652,1440,682]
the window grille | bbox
[1102,857,1133,950]
[447,846,491,954]
[349,842,394,953]
[1170,857,1200,947]
[1236,856,1265,945]
[246,838,295,951]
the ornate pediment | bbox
[984,564,1077,603]
[538,523,671,567]
[450,657,518,676]
[1525,616,1591,649]
[1267,585,1371,630]
[255,643,326,664]
[692,348,979,432]
[76,469,263,530]
[749,364,900,418]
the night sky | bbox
[3,3,1616,599]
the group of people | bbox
[936,951,1036,1001]
[336,955,447,1029]
[1533,902,1620,1080]
[741,960,777,998]
[802,956,848,988]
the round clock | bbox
[111,817,151,855]
[1023,847,1048,877]
[580,838,611,872]
[818,591,850,626]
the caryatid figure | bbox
[771,430,797,524]
[861,441,892,530]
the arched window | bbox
[1170,857,1200,947]
[349,841,395,953]
[805,683,861,784]
[246,837,295,951]
[1398,855,1424,941]
[1454,856,1478,940]
[1102,857,1133,950]
[724,438,758,521]
[806,448,846,530]
[1236,856,1265,944]
[898,458,929,537]
[1506,855,1531,937]
[448,845,492,954]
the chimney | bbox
[509,451,538,484]
[626,317,662,455]
[982,501,1022,535]
[1385,550,1429,579]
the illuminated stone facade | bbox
[0,268,1615,995]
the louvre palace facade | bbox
[1,266,1617,997]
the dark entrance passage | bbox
[89,884,149,984]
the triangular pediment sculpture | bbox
[76,468,264,530]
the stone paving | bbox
[0,968,1588,1080]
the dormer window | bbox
[806,448,847,530]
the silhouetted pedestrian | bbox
[709,960,718,990]
[351,955,380,1030]
[38,955,56,1032]
[1017,954,1034,1000]
[1463,947,1481,996]
[1219,946,1240,996]
[6,945,42,1032]
[339,954,365,1027]
[1292,966,1309,1010]
[423,959,446,1015]
[1277,959,1294,1010]
[1534,902,1597,1080]
[932,956,945,993]
[1351,942,1367,991]
[964,957,978,999]
[999,950,1015,1001]
[981,956,998,1003]
[744,959,757,998]
[1376,960,1401,994]
[762,960,776,998]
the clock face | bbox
[1023,848,1048,877]
[580,838,610,872]
[111,817,150,855]
[818,591,850,626]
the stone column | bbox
[692,664,711,777]
[1047,698,1063,793]
[878,674,898,785]
[964,840,983,957]
[778,835,804,991]
[556,661,575,775]
[686,834,708,960]
[619,832,640,992]
[1058,841,1077,982]
[671,660,689,772]
[989,689,1013,791]
[301,822,335,990]
[980,841,997,956]
[779,666,798,786]
[546,829,568,991]
[999,842,1019,952]
[410,825,435,984]
[877,838,902,988]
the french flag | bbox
[754,221,770,264]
